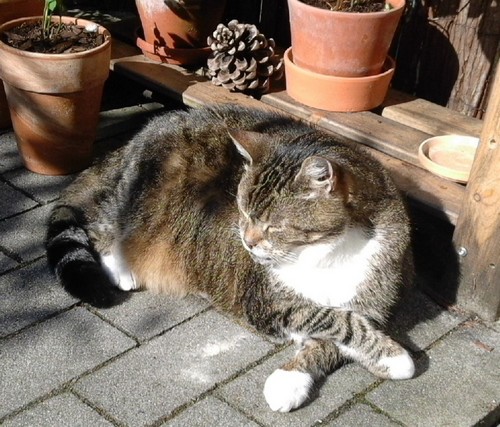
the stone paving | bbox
[1,88,499,426]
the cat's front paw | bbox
[263,369,313,412]
[379,350,415,380]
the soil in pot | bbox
[301,0,386,12]
[1,20,106,53]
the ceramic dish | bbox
[418,135,479,183]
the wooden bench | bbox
[109,39,499,321]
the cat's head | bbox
[229,129,356,266]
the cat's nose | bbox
[243,228,263,249]
[244,236,259,249]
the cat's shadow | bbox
[384,205,461,378]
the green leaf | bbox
[47,0,59,12]
[42,0,63,40]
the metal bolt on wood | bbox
[458,247,468,257]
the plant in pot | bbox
[285,0,405,112]
[0,0,44,128]
[135,0,227,66]
[0,0,111,175]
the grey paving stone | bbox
[367,321,500,427]
[325,403,401,427]
[0,258,76,337]
[0,181,38,220]
[0,203,52,261]
[216,346,377,427]
[2,393,113,427]
[0,307,136,418]
[74,310,274,426]
[97,292,210,341]
[0,251,17,273]
[163,396,258,427]
[388,288,466,352]
[486,318,500,333]
[3,167,75,204]
[0,131,23,173]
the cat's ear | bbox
[228,129,267,164]
[295,156,338,197]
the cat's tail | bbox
[45,205,128,307]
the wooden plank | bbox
[452,66,500,321]
[380,89,483,137]
[368,150,463,225]
[111,54,270,110]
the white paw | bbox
[379,351,415,380]
[101,252,137,291]
[115,270,137,291]
[263,369,313,412]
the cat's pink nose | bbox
[243,228,263,249]
[244,236,259,249]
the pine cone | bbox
[207,20,283,94]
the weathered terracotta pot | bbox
[0,0,44,128]
[284,48,395,112]
[0,16,111,175]
[287,0,405,77]
[135,0,226,65]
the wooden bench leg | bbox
[452,66,500,321]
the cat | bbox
[46,105,415,412]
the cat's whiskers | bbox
[272,248,298,265]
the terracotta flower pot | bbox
[0,16,111,175]
[135,0,226,65]
[287,0,405,77]
[0,0,44,129]
[284,47,395,112]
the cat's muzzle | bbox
[249,253,275,266]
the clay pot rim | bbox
[288,0,406,16]
[285,47,395,82]
[0,16,111,60]
[418,134,479,183]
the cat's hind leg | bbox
[46,205,129,307]
[263,338,341,412]
[100,243,138,291]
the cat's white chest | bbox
[272,228,381,307]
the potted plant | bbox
[285,0,405,112]
[135,0,227,65]
[0,0,44,128]
[0,0,111,175]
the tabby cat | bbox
[46,105,415,412]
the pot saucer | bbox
[418,135,479,183]
[284,47,395,112]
